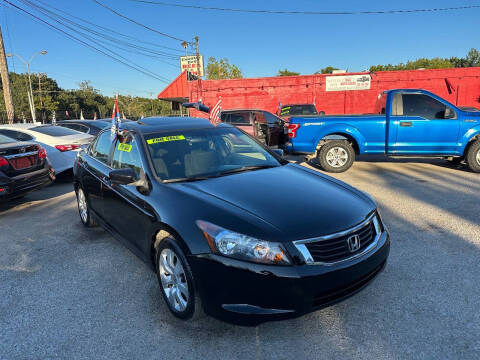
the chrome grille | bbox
[293,213,381,266]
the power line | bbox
[16,0,173,80]
[33,0,184,54]
[92,0,187,42]
[129,1,480,15]
[22,0,180,61]
[3,0,171,83]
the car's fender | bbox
[312,123,366,153]
[459,124,480,153]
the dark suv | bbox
[220,109,287,148]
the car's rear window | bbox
[281,105,318,116]
[30,125,80,136]
[0,134,15,144]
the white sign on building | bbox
[326,74,372,92]
[180,55,204,77]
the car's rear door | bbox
[102,133,153,254]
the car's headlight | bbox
[196,220,291,265]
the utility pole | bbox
[0,26,15,124]
[6,50,47,123]
[194,36,202,101]
[38,72,45,123]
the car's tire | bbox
[317,140,355,173]
[465,141,480,173]
[75,186,97,227]
[155,237,201,320]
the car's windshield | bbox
[0,134,15,144]
[281,105,318,116]
[30,125,81,136]
[144,127,282,182]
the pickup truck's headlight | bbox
[196,220,291,265]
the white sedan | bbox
[0,124,94,174]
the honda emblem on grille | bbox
[347,235,361,252]
[19,147,25,153]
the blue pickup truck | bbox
[285,89,480,173]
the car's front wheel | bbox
[465,141,480,173]
[317,140,355,173]
[76,187,96,227]
[155,238,199,320]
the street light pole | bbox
[6,50,47,122]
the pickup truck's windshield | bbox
[144,127,282,182]
[281,105,318,116]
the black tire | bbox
[155,237,201,320]
[75,186,97,227]
[465,141,480,173]
[317,140,355,173]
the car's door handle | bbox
[400,121,413,127]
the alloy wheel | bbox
[326,147,349,168]
[77,188,88,223]
[159,248,189,312]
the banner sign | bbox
[180,55,204,77]
[326,74,371,92]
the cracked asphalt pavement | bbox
[1,156,479,360]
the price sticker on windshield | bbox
[147,135,186,144]
[118,143,132,152]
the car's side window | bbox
[401,94,456,120]
[229,112,251,125]
[112,135,142,178]
[263,112,282,125]
[0,129,34,141]
[90,131,113,164]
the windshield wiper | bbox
[217,165,278,176]
[163,176,211,183]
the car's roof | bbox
[120,117,230,134]
[0,123,38,129]
[221,109,270,113]
[57,119,110,126]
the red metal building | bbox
[158,67,480,117]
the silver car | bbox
[0,124,94,174]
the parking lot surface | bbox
[1,157,479,360]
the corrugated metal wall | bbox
[185,67,480,118]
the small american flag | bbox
[209,98,222,126]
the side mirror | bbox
[272,148,284,157]
[445,108,456,119]
[109,168,137,185]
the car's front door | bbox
[102,133,153,255]
[263,111,286,147]
[391,93,461,154]
[83,131,113,220]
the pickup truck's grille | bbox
[304,221,376,263]
[293,213,381,265]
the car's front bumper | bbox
[0,166,55,202]
[189,230,390,325]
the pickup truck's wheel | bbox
[317,141,355,173]
[465,141,480,173]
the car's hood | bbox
[180,164,375,241]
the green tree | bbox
[315,66,340,74]
[277,69,300,76]
[206,57,243,80]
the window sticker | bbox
[118,143,132,152]
[147,135,186,144]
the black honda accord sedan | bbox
[73,117,390,325]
